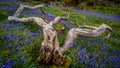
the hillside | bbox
[0,0,120,68]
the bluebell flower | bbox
[7,59,16,66]
[6,6,18,13]
[12,47,16,52]
[28,40,33,44]
[16,45,20,50]
[44,13,75,28]
[21,57,26,63]
[78,48,87,56]
[21,10,39,15]
[117,50,120,57]
[25,46,28,48]
[45,13,55,21]
[94,63,98,67]
[70,52,74,58]
[77,57,86,64]
[88,57,95,64]
[100,61,106,68]
[70,43,75,48]
[18,2,29,5]
[5,43,12,48]
[18,51,26,55]
[19,42,24,46]
[77,46,82,50]
[0,0,19,2]
[31,32,39,38]
[91,40,96,48]
[2,34,15,41]
[3,24,10,29]
[61,20,75,28]
[1,59,16,68]
[73,7,120,22]
[1,64,10,68]
[25,34,31,38]
[38,28,43,34]
[111,56,120,62]
[103,50,109,56]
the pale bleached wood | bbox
[49,14,69,26]
[60,24,112,54]
[8,4,66,65]
[8,4,112,65]
[13,4,44,17]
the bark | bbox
[8,4,112,66]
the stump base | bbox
[37,46,72,66]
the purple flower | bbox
[5,43,12,48]
[100,61,106,68]
[21,57,26,63]
[88,57,95,64]
[7,59,16,65]
[1,59,16,68]
[19,42,24,46]
[0,0,19,2]
[91,40,96,48]
[21,10,39,15]
[12,47,16,52]
[25,46,28,48]
[6,6,18,13]
[2,34,14,41]
[25,34,31,38]
[77,57,86,64]
[45,13,55,21]
[111,57,120,62]
[1,64,11,68]
[16,45,20,50]
[103,50,109,56]
[44,13,75,28]
[70,43,75,48]
[78,48,87,56]
[70,52,74,58]
[73,7,120,22]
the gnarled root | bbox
[37,46,67,65]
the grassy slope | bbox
[87,5,120,15]
[44,5,120,50]
[0,1,120,68]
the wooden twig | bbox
[49,15,69,26]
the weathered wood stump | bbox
[8,4,112,67]
[37,46,67,65]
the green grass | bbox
[44,5,120,50]
[0,1,120,68]
[0,12,10,21]
[86,5,120,15]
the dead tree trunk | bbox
[8,4,113,66]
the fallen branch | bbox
[60,24,112,54]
